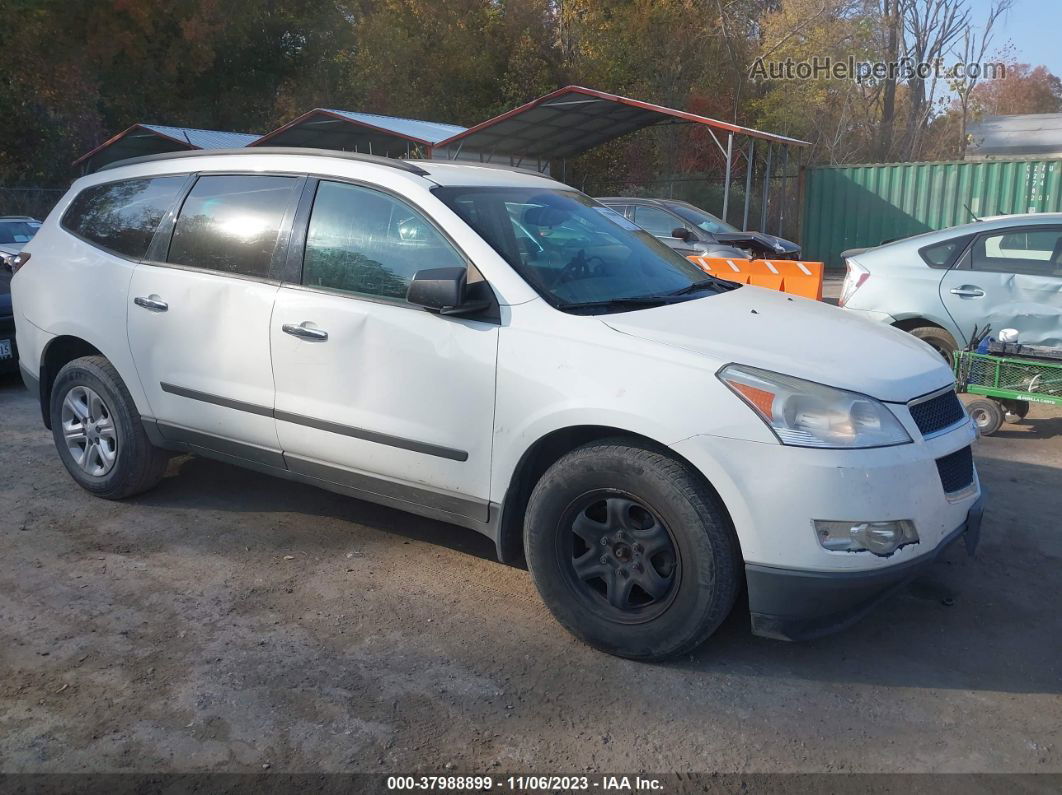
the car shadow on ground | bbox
[126,448,1061,696]
[134,454,502,563]
[988,414,1062,440]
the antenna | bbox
[964,202,981,222]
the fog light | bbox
[813,519,919,556]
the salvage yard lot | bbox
[1,373,1059,774]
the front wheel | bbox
[50,355,170,499]
[524,440,741,661]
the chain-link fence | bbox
[0,187,66,220]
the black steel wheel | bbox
[560,491,680,623]
[525,439,740,661]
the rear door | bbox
[939,225,1062,347]
[127,173,302,458]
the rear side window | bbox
[168,175,297,278]
[62,176,186,259]
[302,180,464,301]
[918,236,970,269]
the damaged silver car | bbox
[839,213,1062,357]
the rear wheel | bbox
[50,356,170,499]
[524,440,740,661]
[908,325,958,362]
[966,398,1004,436]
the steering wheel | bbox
[554,250,608,286]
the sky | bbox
[966,0,1062,75]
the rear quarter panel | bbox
[11,203,149,415]
[843,245,960,339]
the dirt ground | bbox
[0,369,1060,776]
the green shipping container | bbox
[801,158,1062,269]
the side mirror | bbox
[672,227,693,241]
[407,267,492,316]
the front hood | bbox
[602,287,952,402]
[715,231,799,255]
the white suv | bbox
[11,148,982,660]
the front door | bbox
[269,179,498,522]
[128,173,302,455]
[939,225,1062,347]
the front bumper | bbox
[746,495,984,640]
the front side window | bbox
[61,176,186,259]
[632,205,686,238]
[302,180,464,301]
[168,175,297,277]
[434,186,726,311]
[970,228,1062,276]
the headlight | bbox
[718,364,912,448]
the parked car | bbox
[840,213,1062,357]
[12,148,981,660]
[596,197,801,260]
[0,216,41,373]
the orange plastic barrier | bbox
[687,256,824,301]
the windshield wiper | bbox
[560,295,675,313]
[667,278,730,296]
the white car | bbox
[11,148,982,660]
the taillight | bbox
[7,251,31,274]
[838,258,868,307]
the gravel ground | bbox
[0,370,1059,775]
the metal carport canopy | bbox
[432,85,809,161]
[251,109,466,158]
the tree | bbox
[969,63,1062,116]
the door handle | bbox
[133,296,168,312]
[282,322,328,341]
[949,287,985,298]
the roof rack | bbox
[409,159,551,179]
[97,146,431,176]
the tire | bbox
[965,398,1004,436]
[908,325,958,362]
[50,355,170,499]
[524,439,741,661]
[1000,399,1030,424]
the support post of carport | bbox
[777,146,789,237]
[722,133,733,224]
[760,143,772,233]
[742,139,755,231]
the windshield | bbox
[0,220,41,245]
[669,204,739,235]
[433,187,729,312]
